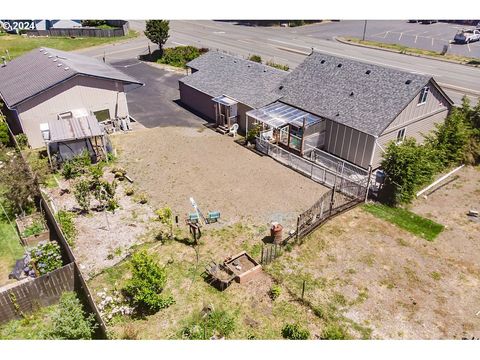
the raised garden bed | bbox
[224,251,262,284]
[15,213,49,247]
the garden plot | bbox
[111,126,328,230]
[43,170,157,278]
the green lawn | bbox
[0,219,24,283]
[0,31,138,59]
[362,203,444,241]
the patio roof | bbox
[47,115,103,143]
[246,102,322,129]
[212,95,238,106]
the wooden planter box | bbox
[15,213,50,247]
[225,251,262,284]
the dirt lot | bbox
[111,126,328,230]
[267,165,480,339]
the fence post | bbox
[329,186,336,215]
[301,280,306,300]
[296,216,300,240]
[261,245,264,265]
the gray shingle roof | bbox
[0,47,142,108]
[277,51,433,136]
[180,51,288,108]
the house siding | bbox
[372,108,449,168]
[15,75,128,148]
[324,119,375,169]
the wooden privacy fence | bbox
[26,21,129,38]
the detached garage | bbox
[0,47,143,148]
[179,51,287,134]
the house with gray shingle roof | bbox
[180,50,453,169]
[0,47,143,148]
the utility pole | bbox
[362,20,368,41]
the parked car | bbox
[454,29,480,44]
[419,20,438,24]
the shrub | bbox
[155,207,172,226]
[26,241,63,277]
[249,54,262,63]
[266,60,289,71]
[62,151,91,179]
[0,121,9,146]
[47,292,97,340]
[281,323,310,340]
[246,123,261,143]
[106,197,120,213]
[158,46,208,68]
[124,186,135,196]
[123,250,174,314]
[182,309,236,340]
[321,323,349,340]
[21,219,45,238]
[137,192,148,204]
[56,210,77,246]
[269,284,281,300]
[15,134,28,149]
[73,178,92,212]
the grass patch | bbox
[0,219,24,283]
[362,203,444,241]
[0,31,138,59]
[342,37,480,65]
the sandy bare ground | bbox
[269,166,480,339]
[112,125,329,230]
[44,173,156,279]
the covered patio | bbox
[246,102,325,156]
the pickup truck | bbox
[454,29,480,44]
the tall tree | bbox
[144,20,170,56]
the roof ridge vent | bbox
[53,58,58,62]
[57,63,63,67]
[365,70,371,75]
[405,79,412,84]
[64,67,70,71]
[48,55,53,58]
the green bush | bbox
[56,210,76,246]
[281,323,310,340]
[47,292,97,339]
[123,250,174,314]
[27,241,63,276]
[321,323,349,340]
[0,121,10,146]
[246,123,261,143]
[124,186,135,196]
[182,309,236,340]
[15,134,28,149]
[249,54,262,63]
[266,60,289,71]
[158,46,207,68]
[21,219,45,238]
[269,284,282,300]
[62,151,91,179]
[73,178,92,212]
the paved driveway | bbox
[111,59,204,128]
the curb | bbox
[335,37,480,69]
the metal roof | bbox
[180,51,288,109]
[246,102,321,129]
[212,95,238,106]
[48,115,103,143]
[277,51,436,137]
[0,47,143,108]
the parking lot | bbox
[293,20,480,59]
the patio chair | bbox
[229,123,239,138]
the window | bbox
[418,86,429,105]
[396,128,406,143]
[94,109,111,122]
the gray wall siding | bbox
[237,102,253,134]
[372,108,449,168]
[324,119,374,169]
[16,75,128,148]
[179,82,215,120]
[385,81,450,132]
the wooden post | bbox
[329,186,336,216]
[261,245,264,264]
[301,117,306,156]
[301,280,306,300]
[296,216,300,240]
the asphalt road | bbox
[77,20,480,105]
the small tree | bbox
[123,250,174,314]
[48,292,97,340]
[380,138,439,206]
[73,178,91,213]
[248,54,262,63]
[144,20,170,57]
[0,121,9,146]
[281,323,310,340]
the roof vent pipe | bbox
[350,92,354,97]
[405,79,412,84]
[337,63,342,68]
[366,70,371,74]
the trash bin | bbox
[270,222,283,244]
